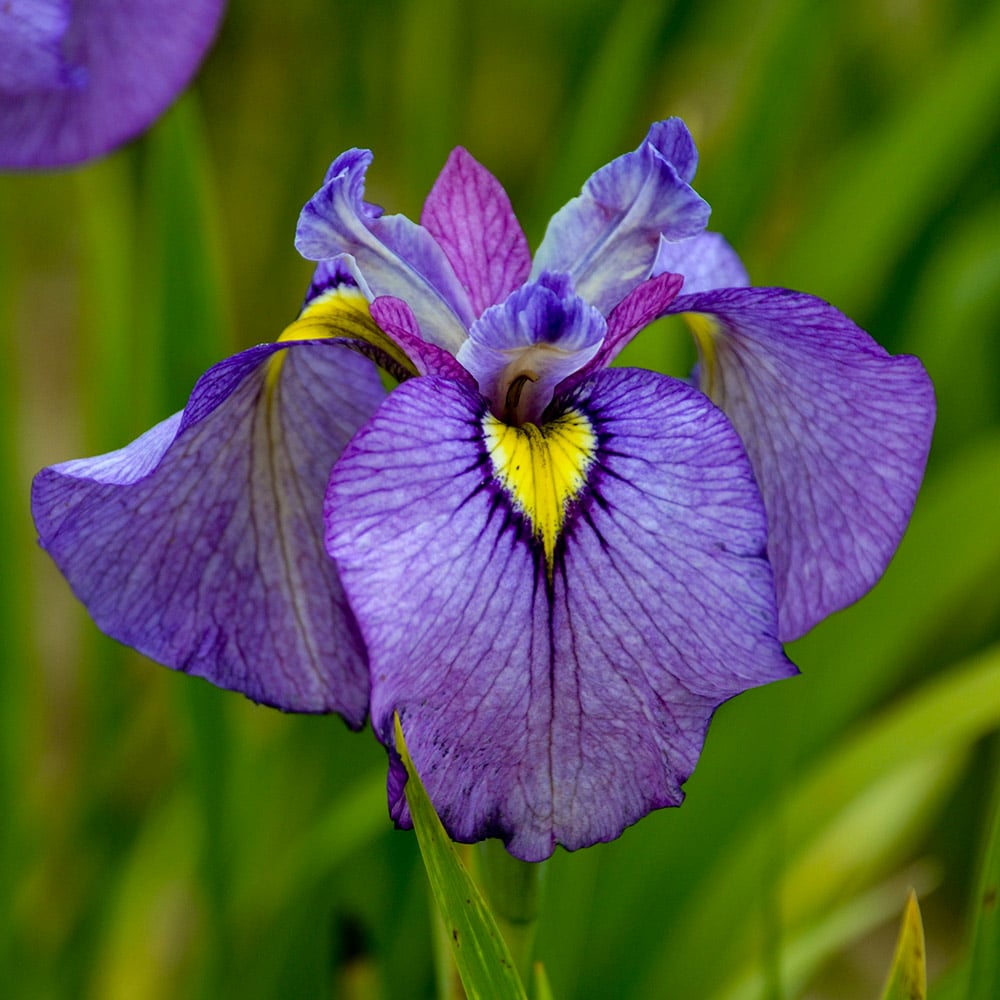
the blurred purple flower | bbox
[32,121,935,859]
[1,0,224,169]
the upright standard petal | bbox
[666,287,936,640]
[296,149,477,352]
[33,338,385,719]
[651,231,750,294]
[420,147,532,316]
[325,369,794,861]
[0,0,224,169]
[531,119,711,315]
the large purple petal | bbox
[295,149,476,352]
[0,0,83,93]
[421,147,532,315]
[0,0,224,169]
[325,369,793,861]
[531,119,711,315]
[665,287,936,640]
[32,340,385,719]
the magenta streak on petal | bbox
[421,147,532,316]
[558,271,685,395]
[370,295,477,387]
[295,149,477,353]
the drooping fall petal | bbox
[325,368,794,860]
[33,340,384,717]
[667,287,936,640]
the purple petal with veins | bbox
[421,146,532,315]
[325,368,793,860]
[665,286,935,639]
[32,339,385,717]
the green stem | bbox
[473,840,545,986]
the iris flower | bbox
[1,0,224,169]
[32,120,934,861]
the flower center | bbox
[482,407,597,578]
[457,272,607,427]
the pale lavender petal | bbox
[421,147,532,315]
[531,119,711,315]
[32,341,385,718]
[456,272,606,423]
[645,118,700,184]
[652,231,750,293]
[666,287,936,640]
[325,369,793,861]
[295,149,476,352]
[1,0,223,169]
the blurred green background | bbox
[2,0,999,997]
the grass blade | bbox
[395,715,527,1000]
[878,889,926,1000]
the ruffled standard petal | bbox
[325,369,793,861]
[295,149,476,352]
[420,147,532,315]
[32,340,385,719]
[0,0,224,169]
[666,287,936,641]
[532,119,711,315]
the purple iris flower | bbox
[1,0,224,169]
[32,120,935,861]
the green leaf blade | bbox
[395,715,528,1000]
